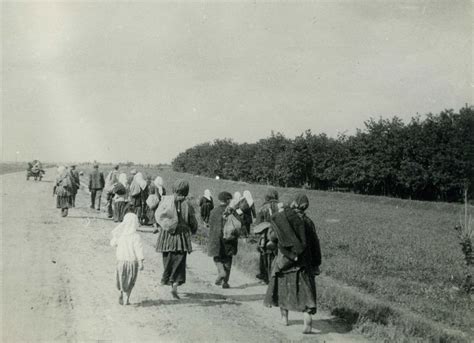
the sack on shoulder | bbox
[129,182,141,197]
[146,194,160,210]
[223,214,241,241]
[155,195,178,234]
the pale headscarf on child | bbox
[243,190,254,207]
[133,172,147,190]
[204,189,212,201]
[110,213,140,246]
[154,176,164,196]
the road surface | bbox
[1,170,367,342]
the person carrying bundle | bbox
[263,193,321,334]
[254,188,280,284]
[155,179,198,299]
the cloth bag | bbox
[146,194,160,210]
[155,195,178,234]
[223,214,241,240]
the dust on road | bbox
[1,170,367,342]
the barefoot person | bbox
[110,213,144,305]
[208,191,239,289]
[264,193,321,334]
[155,179,198,299]
[54,166,74,217]
[89,164,105,211]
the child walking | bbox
[110,213,144,305]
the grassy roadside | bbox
[78,163,473,342]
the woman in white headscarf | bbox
[199,189,214,224]
[240,190,256,237]
[113,173,130,223]
[145,176,167,226]
[110,213,144,305]
[129,172,148,225]
[54,166,73,217]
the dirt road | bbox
[1,170,367,342]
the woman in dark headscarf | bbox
[54,166,74,217]
[155,179,198,299]
[264,193,321,334]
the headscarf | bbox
[204,189,212,201]
[291,193,309,212]
[243,190,254,207]
[105,170,119,191]
[264,188,279,202]
[229,191,242,208]
[154,176,164,196]
[111,213,140,244]
[218,191,232,202]
[172,179,189,197]
[118,173,128,186]
[133,172,147,190]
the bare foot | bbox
[171,284,180,299]
[280,308,289,326]
[303,313,312,334]
[118,294,123,305]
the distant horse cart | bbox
[26,161,45,181]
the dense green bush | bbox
[172,106,474,202]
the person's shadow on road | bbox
[135,292,265,308]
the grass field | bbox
[78,163,473,342]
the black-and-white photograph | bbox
[1,1,473,342]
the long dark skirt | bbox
[145,206,156,226]
[56,195,72,209]
[161,251,187,286]
[264,268,317,314]
[257,252,276,284]
[113,201,129,222]
[116,260,139,293]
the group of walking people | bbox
[53,164,322,334]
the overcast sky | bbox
[2,1,472,164]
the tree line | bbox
[172,106,474,202]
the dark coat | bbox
[89,170,105,190]
[69,169,80,193]
[208,205,238,257]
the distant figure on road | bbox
[240,190,256,237]
[155,179,198,299]
[69,165,80,207]
[54,166,73,217]
[129,172,148,225]
[199,189,214,224]
[145,176,166,227]
[255,188,280,284]
[264,193,321,334]
[208,191,240,289]
[89,164,105,211]
[104,165,120,218]
[113,173,130,223]
[110,213,144,306]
